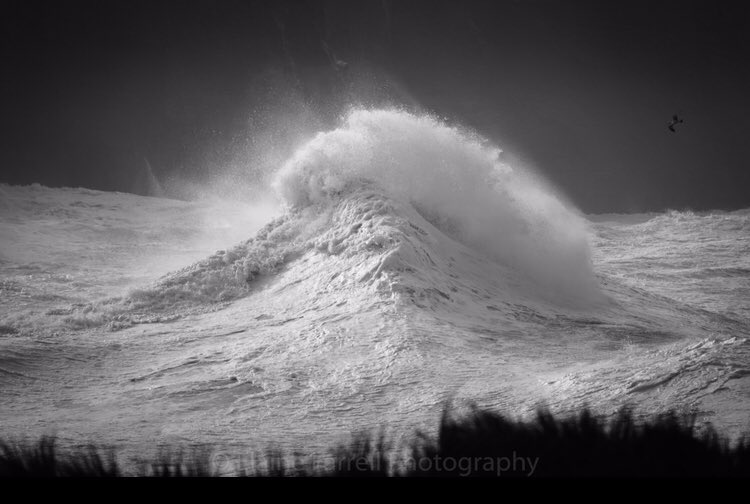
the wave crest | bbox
[272,109,599,300]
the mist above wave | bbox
[273,109,599,300]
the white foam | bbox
[272,109,599,301]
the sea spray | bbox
[273,108,599,301]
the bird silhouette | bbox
[668,114,684,133]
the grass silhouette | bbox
[405,407,749,477]
[2,407,749,478]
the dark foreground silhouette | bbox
[2,407,749,477]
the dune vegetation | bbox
[2,406,749,478]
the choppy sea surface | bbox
[1,110,749,466]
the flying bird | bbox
[668,114,684,133]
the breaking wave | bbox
[273,109,598,299]
[52,109,605,329]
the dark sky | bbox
[2,0,749,213]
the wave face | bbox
[272,109,599,302]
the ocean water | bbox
[1,109,749,465]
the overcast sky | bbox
[2,0,749,213]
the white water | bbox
[274,109,598,302]
[1,110,749,466]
